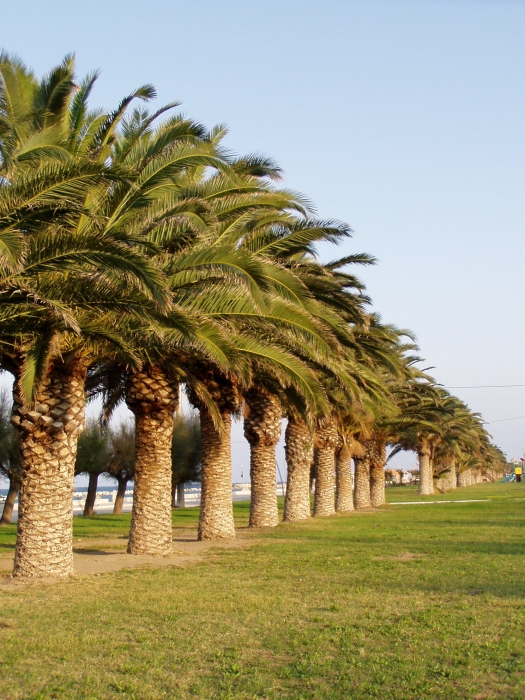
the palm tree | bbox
[369,439,388,507]
[243,387,282,528]
[181,152,376,529]
[312,415,339,517]
[186,367,239,540]
[334,417,366,513]
[283,415,313,522]
[354,442,372,509]
[387,379,449,497]
[335,438,354,513]
[86,107,299,550]
[125,366,178,553]
[1,54,170,578]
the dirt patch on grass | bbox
[0,529,251,584]
[374,551,426,561]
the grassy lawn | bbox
[0,481,524,699]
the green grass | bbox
[1,481,525,699]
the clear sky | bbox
[3,0,525,478]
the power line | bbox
[485,415,525,424]
[443,384,525,389]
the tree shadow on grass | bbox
[73,549,114,556]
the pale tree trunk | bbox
[176,482,185,508]
[113,475,128,515]
[126,366,178,556]
[313,417,338,517]
[12,356,86,579]
[354,440,373,509]
[447,463,457,491]
[198,408,235,540]
[458,470,468,487]
[171,468,179,508]
[370,440,387,507]
[244,388,281,528]
[283,417,312,522]
[0,475,19,525]
[418,439,434,495]
[335,442,354,513]
[83,472,99,517]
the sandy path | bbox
[0,530,251,582]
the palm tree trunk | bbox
[335,444,354,513]
[12,356,87,579]
[370,440,387,507]
[283,417,312,522]
[313,417,338,517]
[354,440,372,509]
[126,366,178,556]
[83,472,99,517]
[113,475,128,515]
[438,462,456,492]
[418,439,433,495]
[0,476,19,525]
[244,388,281,528]
[198,407,235,540]
[458,470,468,487]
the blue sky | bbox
[3,0,525,478]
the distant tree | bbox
[171,412,201,508]
[75,420,112,516]
[0,387,20,525]
[384,469,395,486]
[106,420,135,515]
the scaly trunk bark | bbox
[418,438,434,495]
[354,440,372,509]
[369,439,387,507]
[83,472,99,517]
[437,462,457,492]
[176,482,185,508]
[335,443,354,513]
[198,407,235,540]
[126,366,178,556]
[12,355,86,579]
[283,418,312,522]
[313,417,338,518]
[113,475,128,515]
[244,388,281,528]
[0,476,19,525]
[458,470,468,487]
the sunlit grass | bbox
[0,481,524,699]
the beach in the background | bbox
[0,483,287,521]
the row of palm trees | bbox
[0,53,506,579]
